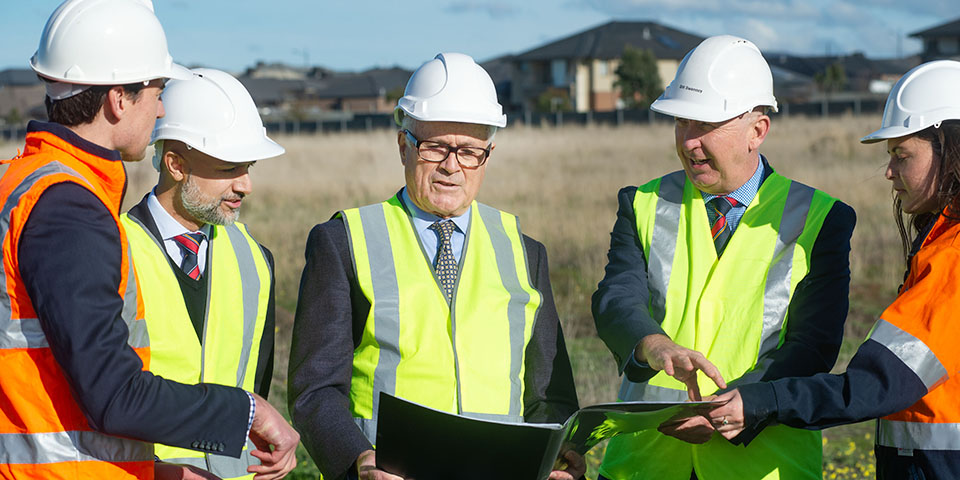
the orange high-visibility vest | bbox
[869,213,960,455]
[0,127,154,479]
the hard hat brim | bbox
[651,98,748,123]
[860,125,924,144]
[191,138,286,163]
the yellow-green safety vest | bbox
[341,194,542,444]
[600,170,837,480]
[121,213,272,480]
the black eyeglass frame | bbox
[403,129,492,168]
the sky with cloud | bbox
[0,0,952,73]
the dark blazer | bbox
[592,159,857,398]
[19,181,251,457]
[288,210,580,480]
[126,194,276,399]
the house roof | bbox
[312,67,411,99]
[764,52,914,79]
[513,21,703,61]
[910,18,960,38]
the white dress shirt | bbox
[146,191,212,276]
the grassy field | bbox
[1,115,899,479]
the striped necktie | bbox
[710,196,739,256]
[428,220,458,301]
[172,232,205,280]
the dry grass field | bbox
[0,115,898,478]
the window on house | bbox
[551,59,567,87]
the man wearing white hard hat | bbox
[120,68,285,480]
[592,35,855,479]
[288,52,583,480]
[0,1,297,479]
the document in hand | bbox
[375,392,725,480]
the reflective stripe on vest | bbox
[603,170,835,480]
[868,318,948,391]
[122,214,271,479]
[342,196,540,444]
[0,158,153,474]
[878,420,960,450]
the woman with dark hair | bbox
[702,60,960,479]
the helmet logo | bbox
[679,84,703,94]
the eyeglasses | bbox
[403,129,491,168]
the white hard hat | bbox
[395,52,506,128]
[651,35,778,123]
[30,0,191,91]
[151,68,284,169]
[861,60,960,144]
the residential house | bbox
[910,18,960,62]
[765,52,916,101]
[510,21,703,113]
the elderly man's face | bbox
[674,111,769,194]
[399,121,492,218]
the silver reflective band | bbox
[646,171,685,323]
[0,317,47,349]
[354,416,378,446]
[352,203,402,445]
[0,430,153,464]
[476,204,529,419]
[462,411,524,423]
[619,381,688,402]
[224,224,263,389]
[878,419,960,450]
[869,319,948,391]
[756,182,814,365]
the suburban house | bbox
[764,52,917,102]
[910,18,960,62]
[509,21,704,113]
[238,65,411,119]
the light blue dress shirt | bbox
[146,190,212,275]
[401,187,470,265]
[701,154,765,234]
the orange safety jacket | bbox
[0,128,154,479]
[870,212,960,454]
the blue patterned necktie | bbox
[172,232,205,280]
[428,220,458,301]
[710,196,739,256]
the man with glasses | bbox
[288,53,582,480]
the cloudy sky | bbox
[0,0,953,73]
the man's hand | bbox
[549,450,586,480]
[637,334,726,400]
[247,393,299,479]
[155,462,221,480]
[700,389,745,440]
[657,414,715,444]
[357,450,405,480]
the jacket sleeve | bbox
[592,186,665,378]
[19,183,251,457]
[254,246,276,399]
[521,235,580,424]
[737,339,928,444]
[730,201,856,388]
[288,219,372,480]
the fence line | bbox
[0,98,885,142]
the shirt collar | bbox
[701,154,764,208]
[147,190,212,240]
[400,187,471,235]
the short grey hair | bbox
[399,114,497,142]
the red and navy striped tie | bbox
[173,232,205,280]
[710,196,739,256]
